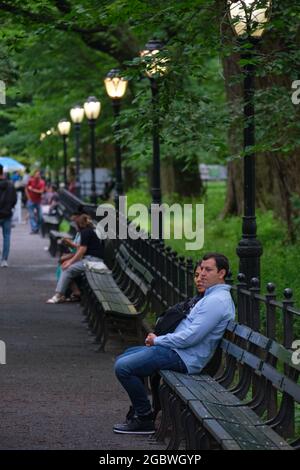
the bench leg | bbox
[155,383,171,443]
[196,427,212,450]
[92,310,106,344]
[166,395,184,450]
[81,289,93,323]
[89,298,100,333]
[94,314,108,353]
[150,373,161,420]
[182,410,199,450]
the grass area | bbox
[126,181,300,308]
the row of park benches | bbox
[45,191,300,451]
[82,242,300,450]
[153,319,299,450]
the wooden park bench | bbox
[153,282,300,451]
[81,243,155,351]
[56,190,300,451]
[40,214,61,238]
[48,230,73,257]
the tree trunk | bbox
[161,155,203,198]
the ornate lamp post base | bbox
[237,239,263,284]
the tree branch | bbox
[0,1,138,62]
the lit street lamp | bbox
[104,69,128,211]
[140,39,168,239]
[228,0,271,286]
[70,104,85,198]
[57,118,71,188]
[84,96,101,204]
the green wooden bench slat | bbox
[260,362,286,389]
[234,323,252,340]
[281,376,300,401]
[248,330,271,349]
[241,350,263,370]
[268,340,300,372]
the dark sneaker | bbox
[126,406,135,423]
[113,406,136,429]
[113,416,155,435]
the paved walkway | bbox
[0,219,163,450]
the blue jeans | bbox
[0,217,12,261]
[56,256,102,295]
[27,201,42,232]
[115,345,187,417]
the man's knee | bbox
[63,266,81,282]
[115,357,131,379]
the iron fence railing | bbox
[59,190,300,347]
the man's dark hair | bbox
[0,164,3,176]
[200,252,230,278]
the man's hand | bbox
[62,238,72,246]
[28,185,40,194]
[59,253,73,264]
[145,333,157,347]
[61,260,72,270]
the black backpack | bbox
[154,295,202,336]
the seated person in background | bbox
[47,214,104,304]
[68,178,76,195]
[55,211,83,300]
[113,252,235,435]
[60,210,83,255]
[41,183,59,215]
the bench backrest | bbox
[214,320,300,443]
[112,243,155,312]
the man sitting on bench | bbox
[113,252,235,435]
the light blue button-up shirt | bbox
[154,284,235,374]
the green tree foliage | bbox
[0,1,299,210]
[0,0,227,196]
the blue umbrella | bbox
[0,157,25,173]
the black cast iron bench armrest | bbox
[48,230,73,257]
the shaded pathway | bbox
[0,220,163,450]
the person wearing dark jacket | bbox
[0,164,17,267]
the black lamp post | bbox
[70,104,84,198]
[228,0,271,285]
[104,69,128,212]
[140,39,168,240]
[57,118,71,188]
[84,96,101,204]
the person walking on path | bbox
[25,169,46,234]
[113,252,235,435]
[0,163,17,267]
